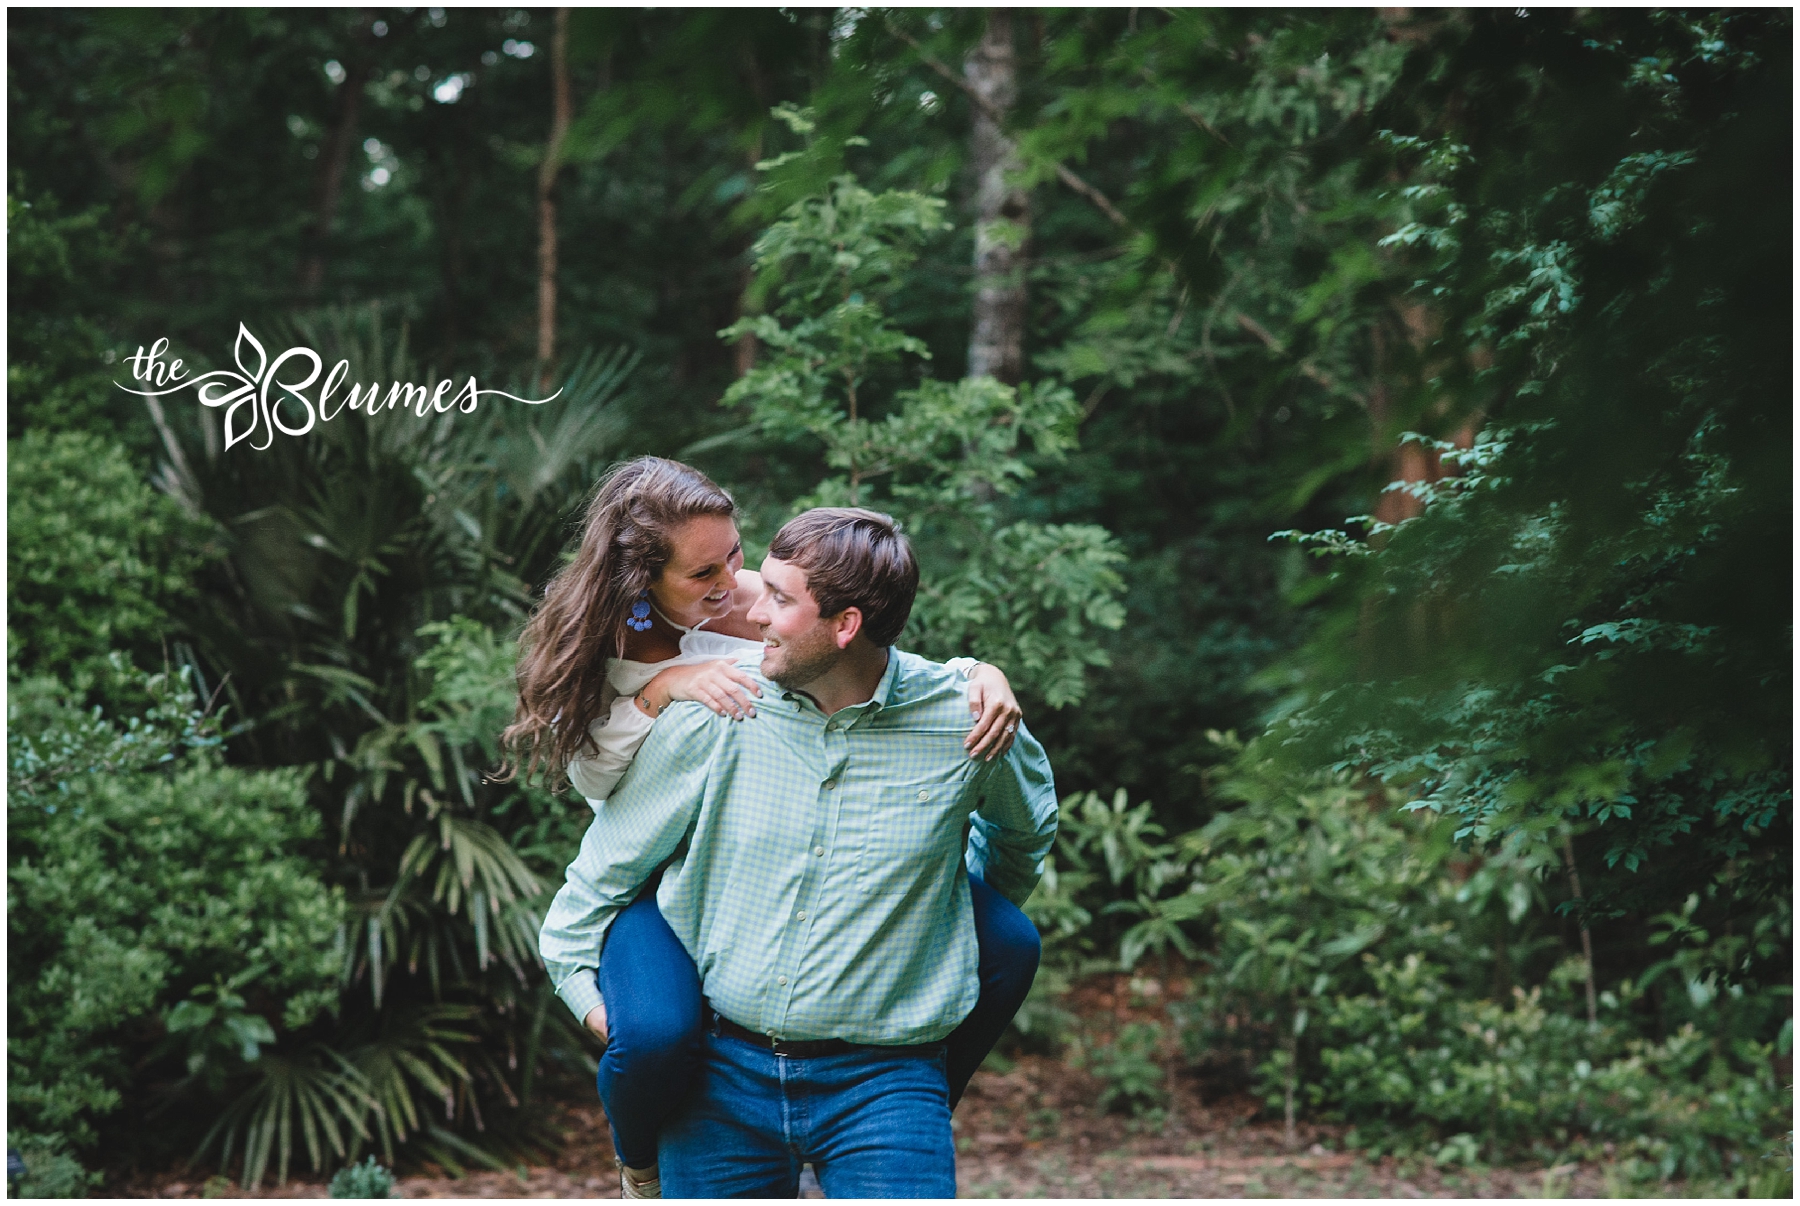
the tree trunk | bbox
[1561,834,1600,1024]
[299,20,372,298]
[965,10,1029,385]
[536,8,573,389]
[733,48,769,379]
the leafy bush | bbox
[327,1155,399,1198]
[1023,787,1208,973]
[1086,1021,1168,1118]
[6,664,343,1176]
[1166,743,1789,1184]
[6,1130,101,1199]
[6,430,214,695]
[1315,954,1790,1188]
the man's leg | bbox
[797,1047,957,1199]
[657,1032,801,1198]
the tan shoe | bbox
[620,1163,662,1199]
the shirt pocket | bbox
[850,780,960,897]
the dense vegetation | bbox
[8,8,1789,1197]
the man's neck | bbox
[791,642,890,716]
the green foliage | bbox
[723,156,1126,706]
[7,1131,102,1199]
[329,1155,400,1199]
[197,1047,376,1190]
[7,430,214,694]
[1258,9,1790,932]
[1317,956,1790,1189]
[1025,788,1205,972]
[6,665,343,1158]
[1163,740,1787,1183]
[1085,1021,1168,1118]
[6,186,137,445]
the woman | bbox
[504,457,1042,1196]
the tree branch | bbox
[1235,312,1364,402]
[885,17,1131,229]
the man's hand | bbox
[585,1001,609,1042]
[965,663,1023,761]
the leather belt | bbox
[710,1010,940,1059]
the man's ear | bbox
[830,606,865,650]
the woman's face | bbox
[650,514,744,627]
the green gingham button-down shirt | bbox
[539,648,1059,1046]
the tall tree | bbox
[964,10,1028,384]
[535,8,573,386]
[298,12,373,297]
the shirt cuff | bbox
[556,968,603,1025]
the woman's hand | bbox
[584,1001,609,1042]
[641,659,762,720]
[965,663,1023,761]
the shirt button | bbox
[778,976,788,986]
[917,788,930,801]
[823,779,836,790]
[813,845,825,857]
[795,910,807,921]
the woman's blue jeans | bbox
[595,874,1040,1168]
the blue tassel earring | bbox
[626,590,654,632]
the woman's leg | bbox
[943,875,1042,1107]
[595,889,704,1169]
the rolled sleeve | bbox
[539,702,723,1022]
[964,721,1058,906]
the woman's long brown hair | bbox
[501,456,735,788]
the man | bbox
[540,507,1058,1198]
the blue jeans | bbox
[658,1028,957,1198]
[595,874,1039,1168]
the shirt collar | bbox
[778,647,901,726]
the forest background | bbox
[6,7,1791,1198]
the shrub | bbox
[6,430,215,695]
[6,1131,101,1199]
[1087,1021,1168,1117]
[6,665,343,1170]
[328,1155,400,1198]
[1314,953,1790,1187]
[1171,743,1789,1185]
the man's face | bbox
[747,556,844,688]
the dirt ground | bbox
[119,1069,1622,1200]
[120,972,1630,1200]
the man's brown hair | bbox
[767,507,918,647]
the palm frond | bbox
[349,1003,484,1160]
[194,1046,377,1189]
[395,812,544,969]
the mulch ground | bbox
[119,971,1631,1199]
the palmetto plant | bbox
[143,306,628,1184]
[195,1047,376,1190]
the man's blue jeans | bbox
[657,1028,957,1198]
[597,874,1038,1168]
